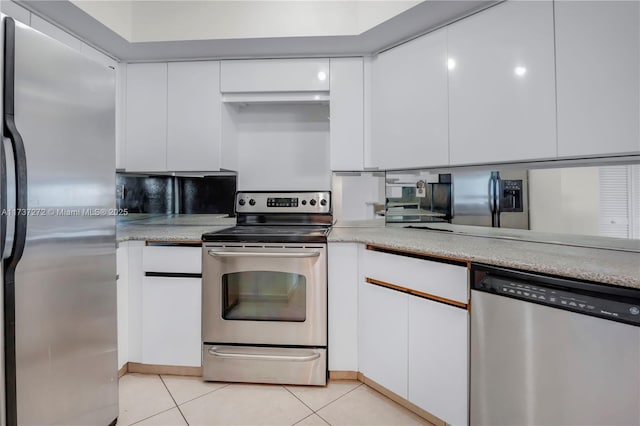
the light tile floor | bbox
[118,373,432,426]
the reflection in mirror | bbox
[384,164,640,250]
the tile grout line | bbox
[172,381,232,407]
[129,406,179,426]
[311,382,364,425]
[159,375,190,426]
[282,385,316,413]
[313,382,364,413]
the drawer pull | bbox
[207,347,321,362]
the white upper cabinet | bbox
[371,28,449,170]
[330,58,364,171]
[125,61,222,172]
[555,1,640,158]
[448,1,557,165]
[167,61,222,171]
[220,59,330,93]
[125,63,168,172]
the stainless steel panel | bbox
[202,244,327,346]
[12,22,117,425]
[471,290,640,426]
[236,191,331,214]
[203,345,327,386]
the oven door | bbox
[202,243,327,347]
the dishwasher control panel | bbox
[476,274,640,327]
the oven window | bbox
[222,271,306,322]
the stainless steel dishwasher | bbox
[470,264,640,426]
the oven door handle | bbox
[207,250,320,259]
[207,347,321,362]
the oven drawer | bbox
[202,345,327,386]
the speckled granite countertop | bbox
[117,215,235,242]
[329,227,640,289]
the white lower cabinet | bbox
[357,245,469,424]
[141,276,201,367]
[120,243,202,368]
[327,243,359,371]
[141,245,202,367]
[358,280,409,399]
[408,296,469,426]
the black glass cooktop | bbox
[202,225,331,243]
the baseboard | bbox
[358,373,446,426]
[118,363,128,378]
[127,362,202,377]
[329,371,359,380]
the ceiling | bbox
[18,0,497,62]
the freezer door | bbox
[7,20,117,425]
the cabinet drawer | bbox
[220,59,329,93]
[142,246,201,274]
[362,248,468,304]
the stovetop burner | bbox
[202,191,332,244]
[202,225,330,243]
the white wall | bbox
[529,167,600,236]
[225,103,331,191]
[70,0,133,41]
[71,0,419,43]
[332,173,385,222]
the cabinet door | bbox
[142,277,201,367]
[125,63,167,172]
[371,28,449,169]
[448,1,556,165]
[556,1,640,157]
[330,58,364,171]
[408,296,469,426]
[327,243,359,371]
[167,61,222,171]
[358,281,408,398]
[220,59,330,92]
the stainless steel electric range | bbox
[201,191,332,386]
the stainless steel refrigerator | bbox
[451,170,529,229]
[2,16,118,425]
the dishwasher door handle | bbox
[207,347,321,362]
[207,250,320,259]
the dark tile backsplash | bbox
[116,174,175,214]
[116,173,237,215]
[178,176,236,216]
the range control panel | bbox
[236,191,331,214]
[478,276,640,326]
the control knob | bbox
[301,200,307,205]
[309,199,317,206]
[238,199,246,206]
[320,199,327,206]
[249,199,256,206]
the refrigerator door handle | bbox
[3,17,29,282]
[488,175,496,214]
[1,137,6,259]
